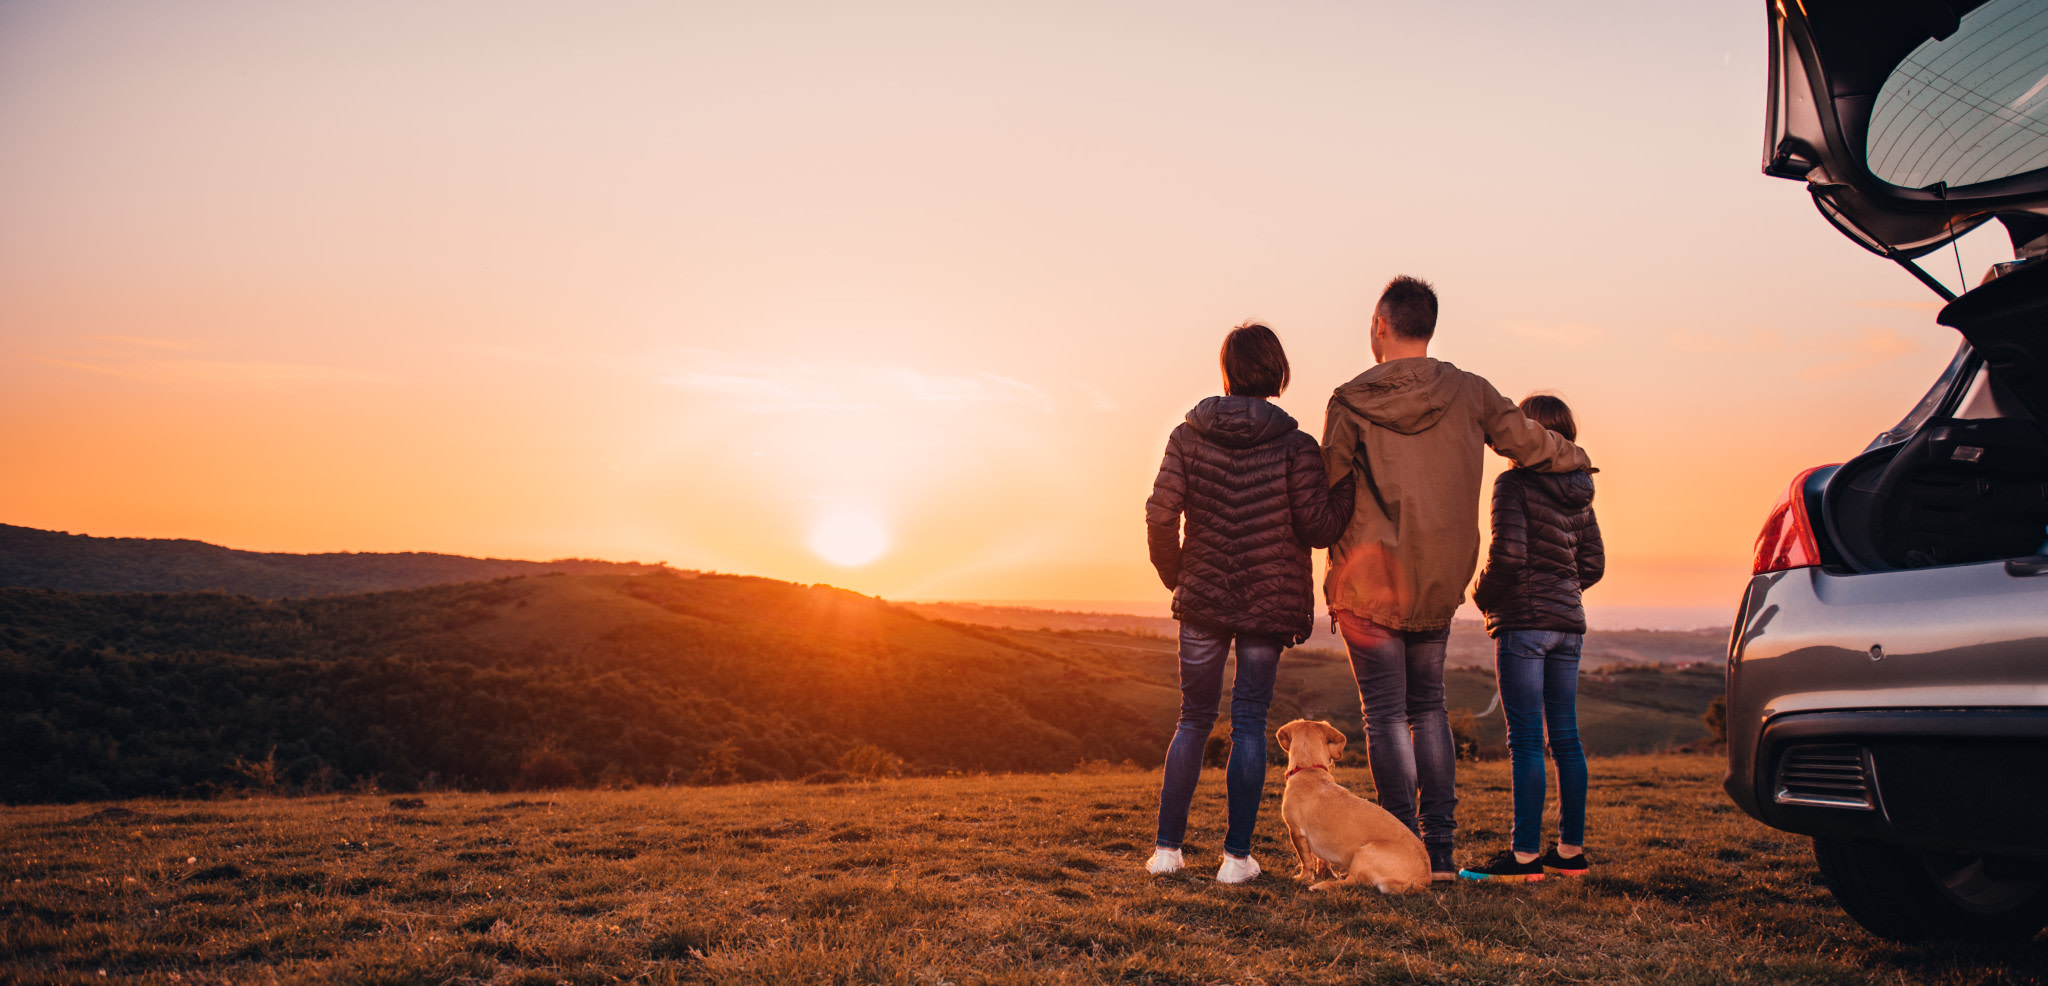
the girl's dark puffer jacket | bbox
[1471,468,1605,636]
[1146,396,1355,646]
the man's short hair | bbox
[1376,275,1438,342]
[1220,322,1290,398]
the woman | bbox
[1142,322,1355,883]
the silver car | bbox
[1726,0,2048,942]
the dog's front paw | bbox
[1308,879,1341,892]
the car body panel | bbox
[1724,561,2048,850]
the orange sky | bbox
[0,0,2015,614]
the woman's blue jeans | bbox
[1334,611,1456,854]
[1155,622,1282,859]
[1494,629,1588,855]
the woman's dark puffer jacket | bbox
[1146,396,1356,645]
[1472,468,1605,636]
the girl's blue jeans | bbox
[1494,629,1588,855]
[1155,621,1281,859]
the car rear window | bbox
[1867,0,2048,190]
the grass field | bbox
[4,754,2042,985]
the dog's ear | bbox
[1276,721,1295,753]
[1319,721,1347,760]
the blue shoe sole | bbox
[1457,868,1544,882]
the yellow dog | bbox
[1275,719,1430,893]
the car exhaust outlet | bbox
[1773,744,1876,811]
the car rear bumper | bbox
[1726,708,2048,861]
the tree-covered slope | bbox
[0,573,1158,802]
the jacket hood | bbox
[1528,470,1595,511]
[1331,358,1455,435]
[1185,396,1298,449]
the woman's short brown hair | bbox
[1519,394,1577,442]
[1221,322,1289,398]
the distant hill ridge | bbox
[903,600,1727,670]
[0,524,671,598]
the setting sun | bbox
[809,505,891,568]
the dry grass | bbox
[3,754,2042,985]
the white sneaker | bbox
[1215,853,1262,884]
[1145,847,1185,875]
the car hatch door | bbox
[1768,0,2048,265]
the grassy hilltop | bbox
[4,755,2042,985]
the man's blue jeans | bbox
[1335,610,1456,854]
[1494,629,1588,855]
[1155,622,1282,859]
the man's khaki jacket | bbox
[1321,357,1591,631]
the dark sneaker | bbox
[1540,847,1589,877]
[1427,844,1458,882]
[1458,849,1545,883]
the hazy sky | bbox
[0,1,2013,610]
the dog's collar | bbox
[1285,764,1330,778]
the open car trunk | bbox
[1771,0,2048,571]
[1824,258,2048,572]
[1827,407,2048,570]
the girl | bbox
[1143,322,1355,883]
[1460,394,1605,882]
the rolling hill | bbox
[0,573,1162,803]
[0,525,1725,804]
[0,524,669,597]
[1,572,1724,805]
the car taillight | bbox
[1752,466,1834,575]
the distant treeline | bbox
[0,574,1158,803]
[0,523,669,597]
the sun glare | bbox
[809,506,891,567]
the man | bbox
[1321,275,1591,880]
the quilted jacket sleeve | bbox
[1576,507,1606,590]
[1471,472,1527,613]
[1144,428,1188,590]
[1288,434,1355,550]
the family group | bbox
[1144,275,1604,885]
